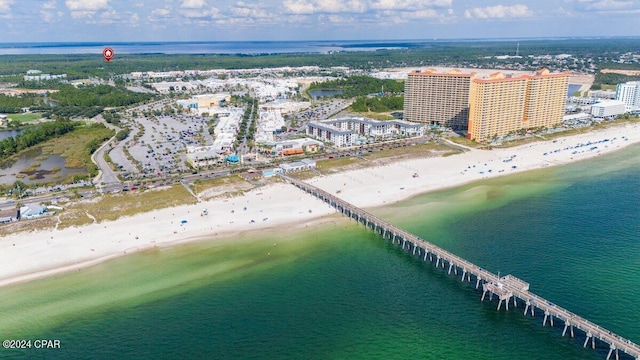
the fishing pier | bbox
[281,174,640,360]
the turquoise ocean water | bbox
[1,144,640,359]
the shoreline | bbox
[1,122,640,288]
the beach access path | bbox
[1,122,640,288]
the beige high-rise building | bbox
[467,69,569,142]
[403,69,473,130]
[523,69,570,130]
[468,73,528,142]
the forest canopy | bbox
[308,76,404,98]
[49,85,153,107]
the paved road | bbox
[92,137,121,186]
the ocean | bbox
[0,41,427,56]
[1,143,640,359]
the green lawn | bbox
[7,113,43,123]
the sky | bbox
[0,0,639,42]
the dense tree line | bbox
[0,93,47,113]
[0,120,76,159]
[593,73,640,89]
[17,79,63,90]
[308,76,404,98]
[236,98,256,144]
[102,110,122,125]
[49,85,153,107]
[44,105,104,119]
[350,96,404,113]
[115,128,131,141]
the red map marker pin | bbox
[103,47,114,62]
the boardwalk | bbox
[281,174,640,360]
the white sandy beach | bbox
[1,123,640,288]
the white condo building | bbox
[590,100,626,119]
[307,117,425,147]
[615,81,640,111]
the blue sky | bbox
[0,0,639,42]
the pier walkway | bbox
[281,174,640,360]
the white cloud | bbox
[464,4,532,19]
[180,7,221,20]
[370,0,451,11]
[65,0,109,18]
[0,0,14,13]
[283,0,367,14]
[230,2,270,18]
[41,11,57,22]
[129,12,140,26]
[282,0,315,14]
[181,0,206,9]
[586,0,633,10]
[65,0,109,11]
[150,7,172,18]
[42,0,56,10]
[408,9,441,19]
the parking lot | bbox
[125,113,214,178]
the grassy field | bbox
[351,111,396,120]
[364,143,458,161]
[191,175,255,200]
[315,142,459,174]
[7,113,43,123]
[0,216,58,237]
[316,156,364,173]
[39,124,113,169]
[57,185,196,229]
[446,135,480,148]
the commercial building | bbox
[590,100,626,119]
[403,69,474,130]
[185,146,223,168]
[176,93,231,112]
[279,159,316,173]
[186,110,242,168]
[306,117,425,147]
[615,81,640,111]
[588,90,616,100]
[467,69,569,142]
[256,138,323,157]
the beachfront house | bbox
[19,204,47,220]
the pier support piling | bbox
[282,175,640,360]
[607,345,616,360]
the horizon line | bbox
[0,35,639,46]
